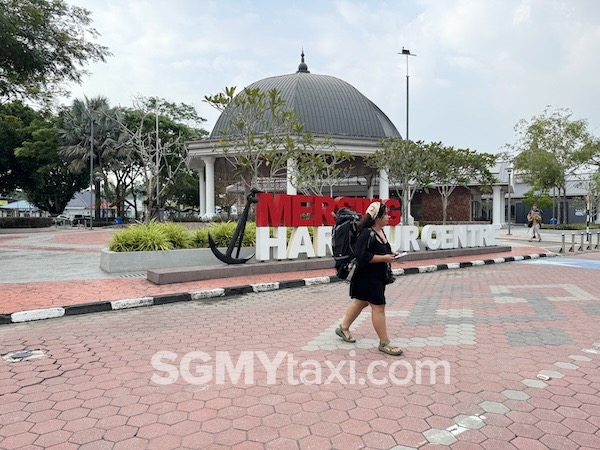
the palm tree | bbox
[58,96,128,220]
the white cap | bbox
[366,202,382,220]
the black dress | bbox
[350,228,391,305]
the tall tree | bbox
[114,97,207,221]
[0,0,111,104]
[510,106,593,224]
[204,86,309,193]
[0,101,87,212]
[292,137,354,197]
[588,171,600,224]
[58,96,127,219]
[0,101,36,195]
[428,144,497,224]
[366,139,434,225]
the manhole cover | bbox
[2,349,46,362]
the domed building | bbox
[186,52,401,216]
[187,53,504,225]
[211,53,400,140]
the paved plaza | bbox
[1,226,599,449]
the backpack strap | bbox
[367,228,375,251]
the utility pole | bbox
[155,102,160,221]
[89,120,94,230]
[399,47,416,225]
[400,47,416,141]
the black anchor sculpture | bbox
[208,188,261,264]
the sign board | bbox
[254,193,497,261]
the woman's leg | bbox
[371,304,403,353]
[340,300,369,338]
[370,304,389,342]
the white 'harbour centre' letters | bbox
[255,225,497,261]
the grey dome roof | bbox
[210,55,401,139]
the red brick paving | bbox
[1,228,600,448]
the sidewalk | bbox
[1,225,556,321]
[2,226,600,449]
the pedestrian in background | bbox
[527,205,543,242]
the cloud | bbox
[64,0,600,152]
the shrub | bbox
[191,227,209,248]
[160,222,193,249]
[0,217,53,228]
[108,221,175,252]
[108,221,257,252]
[203,221,256,247]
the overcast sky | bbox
[65,0,600,154]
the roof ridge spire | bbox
[297,49,310,73]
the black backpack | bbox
[332,208,362,280]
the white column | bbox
[202,156,215,217]
[198,163,206,216]
[378,169,389,200]
[492,185,502,225]
[287,158,297,195]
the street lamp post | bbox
[399,47,416,141]
[89,120,94,230]
[507,167,512,235]
[399,47,416,225]
[155,101,162,221]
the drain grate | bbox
[117,272,147,278]
[2,349,46,362]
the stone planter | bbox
[100,247,255,273]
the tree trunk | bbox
[94,179,101,220]
[442,195,448,224]
[402,183,409,225]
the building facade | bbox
[187,53,509,224]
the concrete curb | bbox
[0,252,556,326]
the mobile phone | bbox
[394,252,408,259]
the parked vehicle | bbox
[72,214,92,226]
[52,214,72,226]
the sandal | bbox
[379,340,403,356]
[335,325,356,343]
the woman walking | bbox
[527,205,543,242]
[335,201,403,356]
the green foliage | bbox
[115,97,207,221]
[192,227,209,248]
[293,137,354,197]
[367,139,436,225]
[509,106,593,224]
[0,101,37,194]
[160,222,193,249]
[109,221,257,252]
[0,101,87,211]
[0,0,111,103]
[0,217,53,228]
[58,96,129,218]
[522,191,553,210]
[513,148,562,190]
[205,221,256,247]
[108,221,175,252]
[204,86,307,191]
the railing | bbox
[560,232,600,253]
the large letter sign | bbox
[254,193,496,261]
